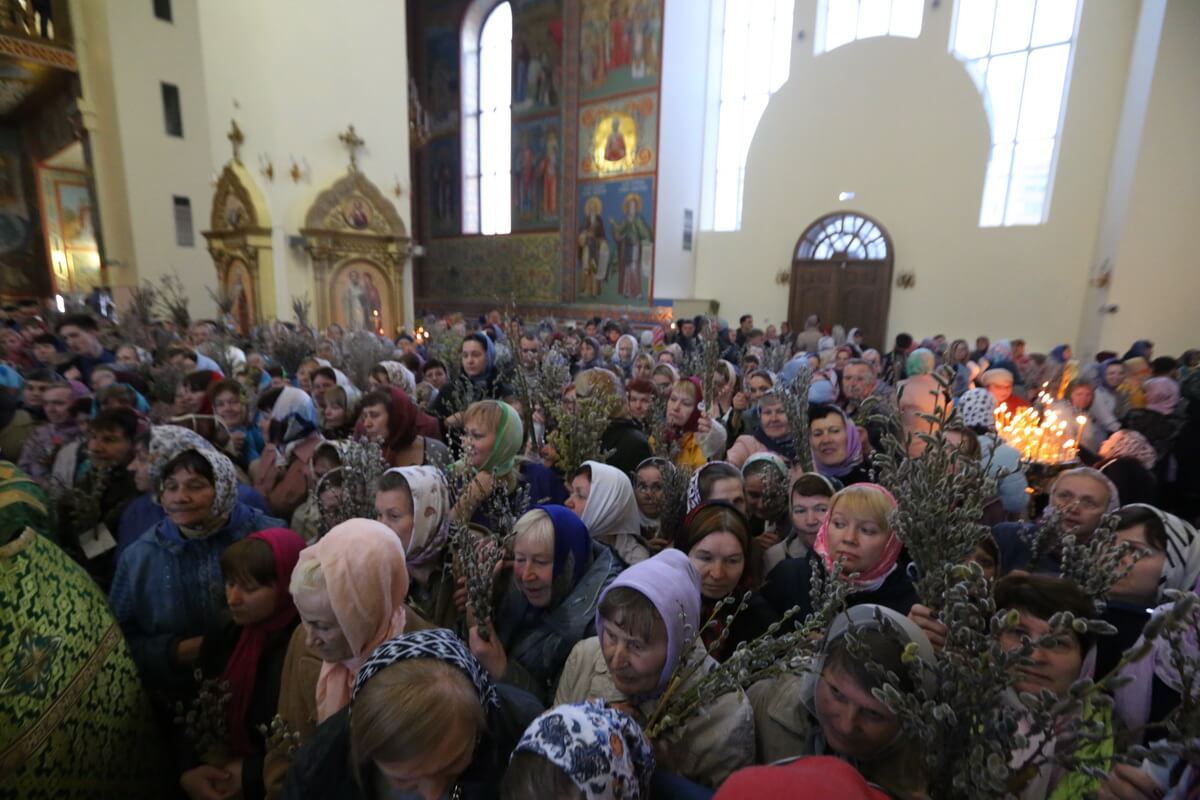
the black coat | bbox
[601,417,652,477]
[281,683,542,800]
[761,556,919,620]
[176,620,297,800]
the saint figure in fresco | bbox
[610,194,652,299]
[342,270,366,330]
[362,273,383,331]
[578,196,608,298]
[539,131,558,216]
[604,117,626,162]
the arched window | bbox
[817,0,924,54]
[796,212,890,261]
[461,1,512,235]
[705,0,795,232]
[951,0,1082,226]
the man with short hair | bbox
[840,359,894,417]
[735,314,754,347]
[518,334,542,372]
[56,314,115,383]
[794,315,822,354]
[970,336,991,363]
[881,332,913,387]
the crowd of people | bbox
[2,301,1198,800]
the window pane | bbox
[953,0,996,60]
[979,143,1013,227]
[714,167,739,231]
[716,101,744,169]
[746,3,775,95]
[984,51,1027,143]
[989,0,1035,54]
[1005,138,1053,224]
[721,15,748,98]
[964,57,988,93]
[741,92,769,158]
[1017,44,1070,141]
[890,0,923,38]
[478,2,511,236]
[770,0,794,91]
[857,0,891,39]
[1031,0,1078,47]
[824,0,859,52]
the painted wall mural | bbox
[428,135,461,238]
[330,259,395,336]
[36,164,97,294]
[513,0,564,116]
[424,24,462,137]
[512,116,561,231]
[580,0,663,101]
[578,91,657,179]
[423,233,561,304]
[577,176,654,304]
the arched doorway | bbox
[788,212,894,349]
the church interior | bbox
[0,0,1192,354]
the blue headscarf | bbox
[1050,344,1071,364]
[536,503,591,585]
[464,332,496,387]
[0,364,24,390]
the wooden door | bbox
[788,212,894,349]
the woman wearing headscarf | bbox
[430,332,513,434]
[613,333,639,378]
[281,629,542,800]
[469,505,623,703]
[357,385,448,467]
[945,339,974,398]
[1093,358,1128,421]
[747,605,936,797]
[956,388,1029,515]
[728,391,794,467]
[0,461,172,799]
[1097,429,1159,507]
[555,549,756,787]
[109,430,284,690]
[370,360,417,397]
[374,465,456,628]
[177,528,306,800]
[451,400,565,528]
[663,377,727,469]
[576,335,603,374]
[1050,379,1111,457]
[503,701,655,800]
[676,501,778,662]
[251,386,324,520]
[762,484,917,619]
[263,518,424,798]
[809,403,873,485]
[632,457,671,550]
[1122,376,1181,473]
[712,359,747,449]
[1119,356,1152,410]
[566,460,651,565]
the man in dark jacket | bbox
[575,368,651,475]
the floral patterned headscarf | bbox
[512,701,655,800]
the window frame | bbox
[161,81,183,138]
[460,0,513,236]
[814,0,924,55]
[950,0,1084,227]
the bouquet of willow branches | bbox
[872,376,997,610]
[776,367,814,472]
[315,439,389,535]
[646,390,680,462]
[114,281,160,351]
[546,385,615,478]
[758,341,792,375]
[858,561,1164,799]
[199,325,242,380]
[53,464,110,536]
[1124,594,1200,774]
[341,330,394,390]
[423,322,464,374]
[159,274,192,331]
[644,561,851,739]
[254,321,316,377]
[173,669,233,764]
[147,360,188,407]
[1059,513,1145,611]
[291,294,313,334]
[656,461,692,543]
[258,714,303,760]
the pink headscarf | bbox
[296,518,409,722]
[1144,377,1180,415]
[813,483,903,591]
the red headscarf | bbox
[664,376,703,442]
[221,527,306,756]
[715,756,889,799]
[359,386,442,463]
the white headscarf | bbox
[579,460,641,540]
[1124,503,1200,596]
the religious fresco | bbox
[577,176,654,305]
[512,0,564,117]
[580,0,663,101]
[36,165,98,294]
[578,91,657,179]
[330,259,394,336]
[512,117,561,231]
[427,135,461,238]
[224,257,256,336]
[423,24,461,136]
[421,233,561,304]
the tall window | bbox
[817,0,923,54]
[461,2,512,235]
[709,0,794,232]
[952,0,1082,226]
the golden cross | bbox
[227,119,244,163]
[338,124,366,171]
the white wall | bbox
[652,0,713,301]
[78,0,218,316]
[195,0,413,325]
[1098,0,1200,358]
[691,0,1140,353]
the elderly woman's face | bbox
[161,466,217,528]
[618,341,633,361]
[811,413,850,466]
[294,587,354,663]
[1049,475,1109,537]
[986,381,1013,404]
